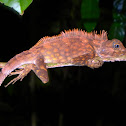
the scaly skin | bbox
[0,29,126,87]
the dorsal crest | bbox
[31,29,108,49]
[61,29,108,41]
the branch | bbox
[0,62,25,69]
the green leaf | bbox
[0,0,32,15]
[81,0,100,32]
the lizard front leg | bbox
[87,56,104,68]
[72,53,94,66]
[72,54,104,68]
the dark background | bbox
[0,0,126,126]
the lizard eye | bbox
[113,42,120,49]
[114,44,119,48]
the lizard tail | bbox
[0,50,35,86]
[0,72,6,86]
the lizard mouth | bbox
[102,54,126,62]
[99,49,126,62]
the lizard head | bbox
[98,39,126,62]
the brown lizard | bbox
[0,29,126,87]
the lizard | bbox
[0,29,126,87]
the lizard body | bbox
[0,29,126,86]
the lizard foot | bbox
[5,66,31,87]
[87,56,104,68]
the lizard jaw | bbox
[102,55,126,62]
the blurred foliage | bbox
[81,0,126,42]
[0,0,32,15]
[109,0,126,41]
[81,0,100,32]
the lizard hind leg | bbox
[32,57,49,84]
[5,57,49,87]
[5,64,32,87]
